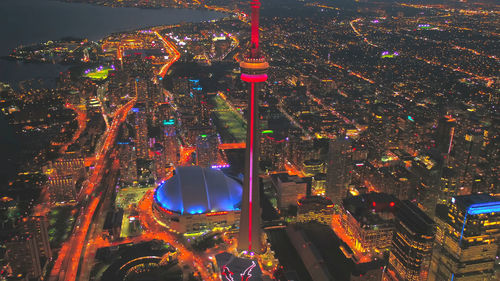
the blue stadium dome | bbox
[154,166,242,215]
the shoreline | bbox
[4,0,233,65]
[50,0,232,14]
[0,0,230,56]
[0,0,230,87]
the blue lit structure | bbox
[458,200,500,245]
[163,119,175,125]
[154,166,242,215]
[466,201,500,215]
[430,194,499,280]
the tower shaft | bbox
[238,82,263,253]
[237,0,268,254]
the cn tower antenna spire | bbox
[238,0,268,254]
[250,0,261,58]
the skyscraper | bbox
[428,194,499,281]
[461,127,485,193]
[326,136,352,204]
[195,133,219,168]
[436,115,456,155]
[340,193,398,255]
[385,201,435,281]
[133,102,149,159]
[238,0,269,254]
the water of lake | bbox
[0,0,226,87]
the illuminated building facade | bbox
[326,136,352,204]
[133,102,149,159]
[311,173,327,196]
[152,166,242,234]
[428,194,499,281]
[162,117,179,165]
[302,159,325,177]
[195,133,219,168]
[384,201,435,281]
[296,196,334,225]
[438,166,459,204]
[271,173,308,210]
[461,127,487,194]
[285,136,320,171]
[436,115,456,155]
[47,175,77,205]
[340,193,397,254]
[152,142,167,181]
[260,131,286,171]
[238,0,269,254]
[52,154,86,178]
[118,142,138,185]
[157,104,179,168]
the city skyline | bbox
[0,0,498,281]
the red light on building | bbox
[241,73,268,82]
[157,204,173,215]
[206,211,228,217]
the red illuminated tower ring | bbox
[238,0,268,254]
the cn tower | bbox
[238,0,269,254]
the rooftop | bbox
[397,200,435,235]
[453,194,500,215]
[154,166,242,215]
[342,193,398,228]
[298,196,333,212]
[272,173,308,184]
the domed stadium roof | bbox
[154,166,242,215]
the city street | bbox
[48,27,182,281]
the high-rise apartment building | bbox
[153,142,167,181]
[118,142,138,185]
[133,102,149,159]
[195,134,219,168]
[159,106,179,166]
[260,131,286,171]
[428,194,499,281]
